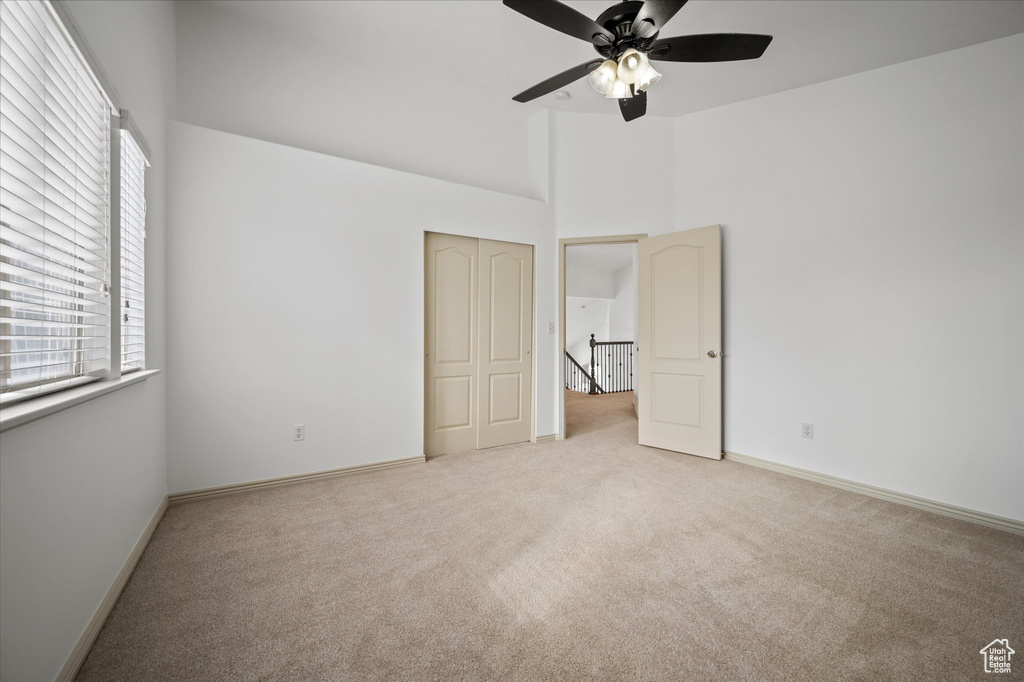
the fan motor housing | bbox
[593,1,659,59]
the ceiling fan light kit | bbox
[588,48,661,99]
[606,78,633,99]
[615,48,648,85]
[588,59,619,95]
[636,65,661,93]
[504,0,773,122]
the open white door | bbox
[637,225,722,459]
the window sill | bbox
[0,369,161,433]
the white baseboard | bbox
[724,451,1024,536]
[168,455,427,504]
[56,495,169,682]
[57,455,426,680]
[534,433,558,443]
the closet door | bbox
[477,239,533,449]
[424,233,478,456]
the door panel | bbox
[638,225,722,459]
[488,373,522,424]
[489,253,523,362]
[478,239,533,449]
[434,376,472,430]
[651,373,703,428]
[652,246,701,360]
[425,233,478,456]
[435,247,474,364]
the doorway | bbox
[560,227,723,459]
[559,235,644,441]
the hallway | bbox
[564,388,636,440]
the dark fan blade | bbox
[648,33,772,62]
[631,0,688,39]
[619,90,647,122]
[503,0,614,44]
[513,59,603,103]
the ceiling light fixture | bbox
[616,48,646,84]
[605,78,632,99]
[505,0,773,123]
[587,59,618,96]
[636,64,661,93]
[590,48,662,101]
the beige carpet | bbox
[78,390,1023,681]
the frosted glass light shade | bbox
[605,79,632,99]
[616,48,648,85]
[636,64,662,92]
[588,60,618,96]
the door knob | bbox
[707,350,718,358]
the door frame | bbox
[558,233,647,440]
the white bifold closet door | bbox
[425,233,479,455]
[425,233,533,456]
[477,238,533,449]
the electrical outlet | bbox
[547,322,555,334]
[293,424,305,441]
[802,423,814,439]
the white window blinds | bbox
[0,0,112,405]
[120,130,145,372]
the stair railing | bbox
[590,334,633,393]
[565,335,635,394]
[565,351,604,394]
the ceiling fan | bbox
[503,0,772,122]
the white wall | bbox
[566,261,617,299]
[552,112,676,240]
[166,122,555,493]
[565,298,610,368]
[174,1,535,199]
[549,36,1023,520]
[565,263,634,360]
[674,35,1024,521]
[608,262,635,343]
[0,2,175,680]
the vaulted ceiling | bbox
[203,0,1023,117]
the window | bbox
[0,0,112,405]
[119,130,146,372]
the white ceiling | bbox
[203,0,1023,118]
[566,243,635,274]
